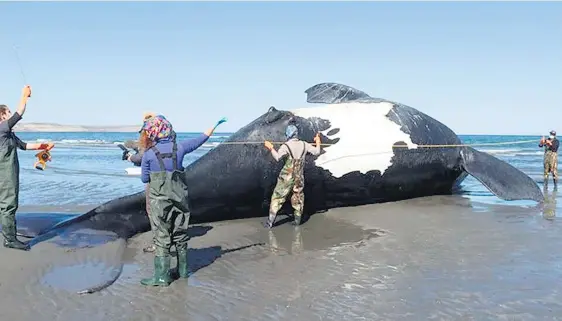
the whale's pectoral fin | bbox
[460,146,543,202]
[304,83,373,104]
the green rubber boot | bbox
[140,255,172,286]
[2,225,30,251]
[3,238,30,251]
[177,246,189,278]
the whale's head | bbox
[183,106,334,221]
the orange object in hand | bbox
[34,149,52,170]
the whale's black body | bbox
[25,83,543,245]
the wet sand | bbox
[1,195,561,321]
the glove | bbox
[216,117,227,127]
[264,141,274,150]
[122,151,131,161]
[314,133,321,145]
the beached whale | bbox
[24,82,543,245]
[17,82,542,293]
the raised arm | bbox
[15,85,31,118]
[179,133,211,154]
[2,86,32,132]
[179,117,228,154]
[305,133,322,156]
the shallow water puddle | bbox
[50,228,120,248]
[41,262,139,293]
[259,215,385,255]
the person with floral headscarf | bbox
[139,114,227,287]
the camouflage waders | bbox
[266,142,306,228]
[544,150,558,186]
[0,140,29,250]
[140,140,191,287]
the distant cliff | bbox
[13,122,139,132]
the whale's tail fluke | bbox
[460,146,543,202]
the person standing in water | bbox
[539,130,559,189]
[139,114,226,287]
[0,85,55,250]
[263,124,321,228]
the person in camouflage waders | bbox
[138,114,226,287]
[263,124,321,228]
[539,130,559,189]
[1,85,55,251]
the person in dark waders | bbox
[0,85,55,250]
[263,124,321,228]
[539,130,559,189]
[139,114,226,286]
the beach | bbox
[1,132,560,320]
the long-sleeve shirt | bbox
[270,138,321,162]
[539,138,559,153]
[129,151,143,166]
[0,112,27,150]
[140,133,210,183]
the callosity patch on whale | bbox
[291,102,418,178]
[303,82,543,203]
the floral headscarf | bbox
[142,115,173,142]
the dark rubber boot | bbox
[140,255,172,287]
[3,238,30,251]
[2,229,30,251]
[176,247,189,279]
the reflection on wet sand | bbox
[5,194,562,320]
[263,215,385,256]
[542,185,558,220]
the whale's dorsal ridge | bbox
[304,82,392,105]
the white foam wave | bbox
[25,139,116,147]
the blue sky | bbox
[0,2,560,134]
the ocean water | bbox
[13,132,547,209]
[15,132,230,206]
